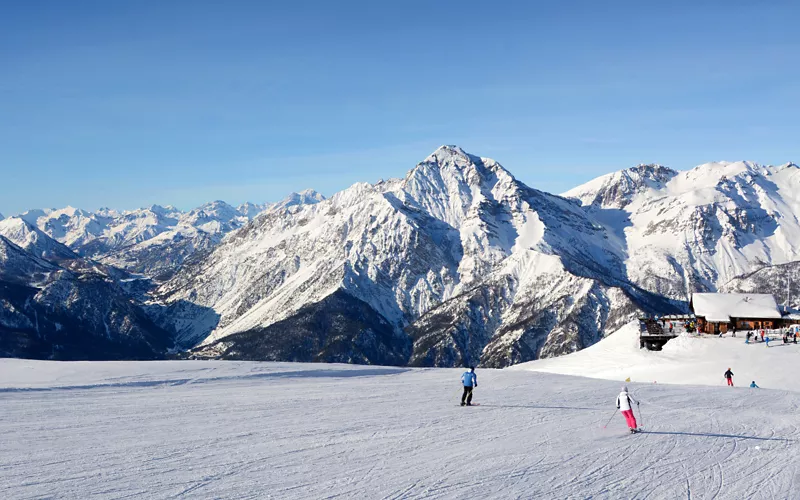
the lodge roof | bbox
[690,293,782,323]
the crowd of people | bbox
[744,328,798,346]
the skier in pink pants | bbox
[616,386,639,433]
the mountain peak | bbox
[417,145,511,179]
[564,162,678,209]
[277,189,325,209]
[422,145,482,168]
[296,188,325,200]
[0,216,78,261]
[425,144,467,158]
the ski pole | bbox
[637,402,644,428]
[602,409,618,428]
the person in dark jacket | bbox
[724,368,734,387]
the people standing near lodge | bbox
[745,332,752,344]
[724,368,734,387]
[460,367,477,406]
[760,329,765,342]
[616,386,639,433]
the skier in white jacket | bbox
[616,386,639,433]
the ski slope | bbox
[2,356,799,499]
[516,322,800,390]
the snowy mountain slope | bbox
[0,236,57,285]
[97,226,220,278]
[517,320,800,390]
[2,359,799,499]
[0,217,79,262]
[0,233,172,360]
[564,161,800,300]
[161,146,679,367]
[720,260,800,308]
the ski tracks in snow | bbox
[1,363,799,499]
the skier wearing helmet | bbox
[616,386,639,433]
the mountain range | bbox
[2,146,797,366]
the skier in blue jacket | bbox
[461,367,478,406]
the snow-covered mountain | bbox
[0,217,79,262]
[156,146,676,367]
[20,207,114,249]
[564,161,800,301]
[5,148,800,367]
[0,233,171,359]
[14,193,325,277]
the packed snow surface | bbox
[516,321,800,389]
[2,355,799,499]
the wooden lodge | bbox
[690,293,782,334]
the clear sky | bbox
[1,1,798,216]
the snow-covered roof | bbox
[690,293,781,322]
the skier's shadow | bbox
[641,430,793,442]
[479,404,604,411]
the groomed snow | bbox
[515,321,800,390]
[2,351,799,498]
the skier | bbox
[745,332,752,344]
[724,368,734,387]
[616,386,639,433]
[460,367,477,406]
[750,381,759,388]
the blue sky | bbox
[1,1,798,216]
